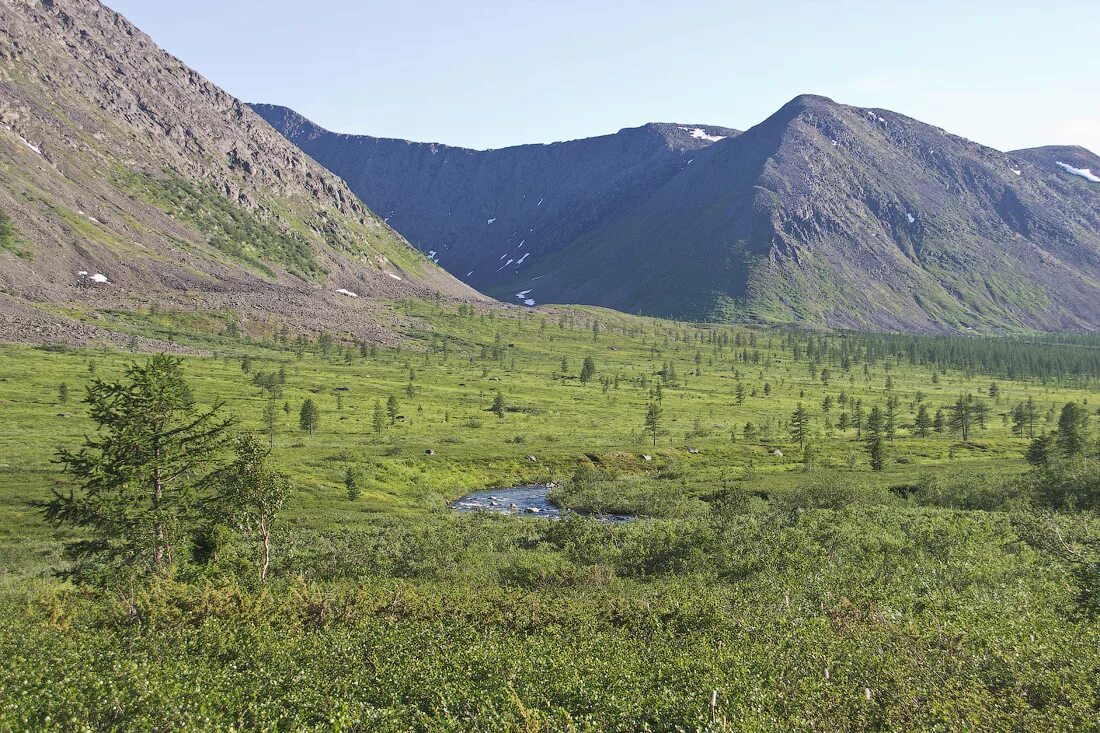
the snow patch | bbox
[681,127,725,142]
[487,217,497,224]
[90,273,109,284]
[6,126,42,155]
[1056,161,1100,182]
[516,252,530,265]
[385,272,402,281]
[1011,169,1022,176]
[336,288,359,298]
[906,213,915,224]
[537,198,544,207]
[515,289,532,298]
[466,271,474,277]
[523,299,536,306]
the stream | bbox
[451,484,635,522]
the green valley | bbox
[1,302,1098,730]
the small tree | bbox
[1026,434,1056,467]
[948,394,974,441]
[387,395,400,426]
[262,398,277,447]
[868,437,886,472]
[58,382,69,404]
[372,400,385,434]
[885,396,898,440]
[491,390,506,419]
[217,434,289,582]
[790,403,810,451]
[299,399,319,435]
[1057,402,1090,458]
[1012,397,1039,438]
[44,355,232,581]
[866,405,886,471]
[580,357,597,384]
[644,402,662,447]
[344,467,361,502]
[933,407,945,433]
[914,404,931,437]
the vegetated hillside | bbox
[251,103,737,301]
[261,96,1100,332]
[0,0,480,347]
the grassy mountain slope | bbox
[0,0,481,346]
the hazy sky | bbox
[107,0,1100,154]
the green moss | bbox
[0,209,30,260]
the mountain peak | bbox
[781,93,840,111]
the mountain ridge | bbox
[251,102,739,300]
[258,94,1100,332]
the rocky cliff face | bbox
[0,0,479,345]
[262,95,1100,332]
[252,103,737,300]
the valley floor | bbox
[1,300,1098,731]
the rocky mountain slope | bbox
[261,97,1100,331]
[251,103,737,302]
[0,0,480,346]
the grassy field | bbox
[1,300,1099,730]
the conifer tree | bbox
[44,356,232,580]
[790,403,810,451]
[644,402,661,447]
[299,399,319,435]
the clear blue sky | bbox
[108,0,1100,154]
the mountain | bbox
[1009,145,1100,182]
[250,103,738,303]
[259,97,1100,332]
[0,0,479,346]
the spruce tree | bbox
[580,357,597,384]
[914,404,931,437]
[299,399,319,435]
[1056,402,1090,457]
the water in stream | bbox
[451,484,634,523]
